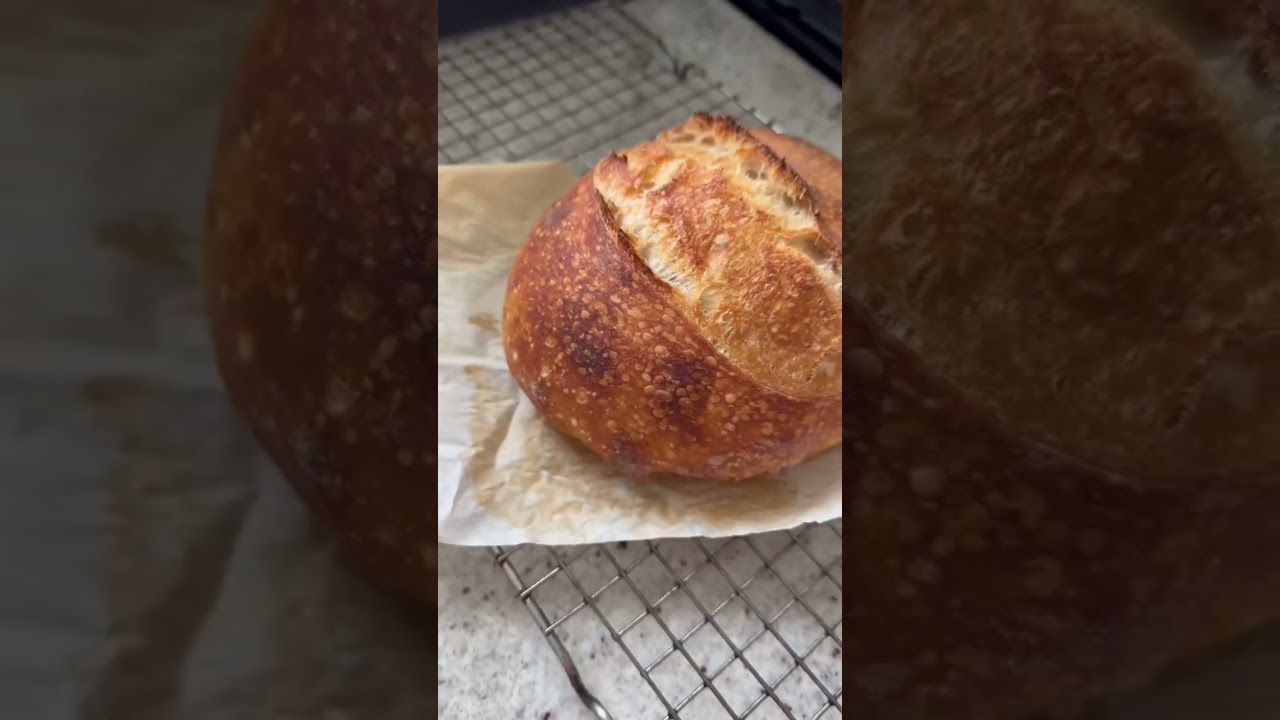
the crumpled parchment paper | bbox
[436,162,843,546]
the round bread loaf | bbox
[203,0,438,608]
[502,114,843,481]
[846,1,1280,717]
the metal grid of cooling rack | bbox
[440,3,842,718]
[492,524,844,720]
[437,1,774,173]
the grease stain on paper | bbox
[468,312,498,333]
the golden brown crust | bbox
[203,0,438,608]
[845,1,1280,717]
[502,115,842,481]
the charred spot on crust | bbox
[557,298,620,386]
[567,338,615,384]
[653,353,713,442]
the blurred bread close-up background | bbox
[844,1,1280,719]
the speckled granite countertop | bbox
[437,2,842,719]
[438,545,596,720]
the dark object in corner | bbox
[726,0,841,84]
[441,0,596,37]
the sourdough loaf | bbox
[846,0,1280,717]
[502,114,843,481]
[203,0,439,609]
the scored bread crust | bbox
[203,0,439,609]
[502,115,842,481]
[846,1,1280,718]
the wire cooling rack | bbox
[492,525,844,720]
[439,3,843,718]
[437,1,775,172]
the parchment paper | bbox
[436,162,843,546]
